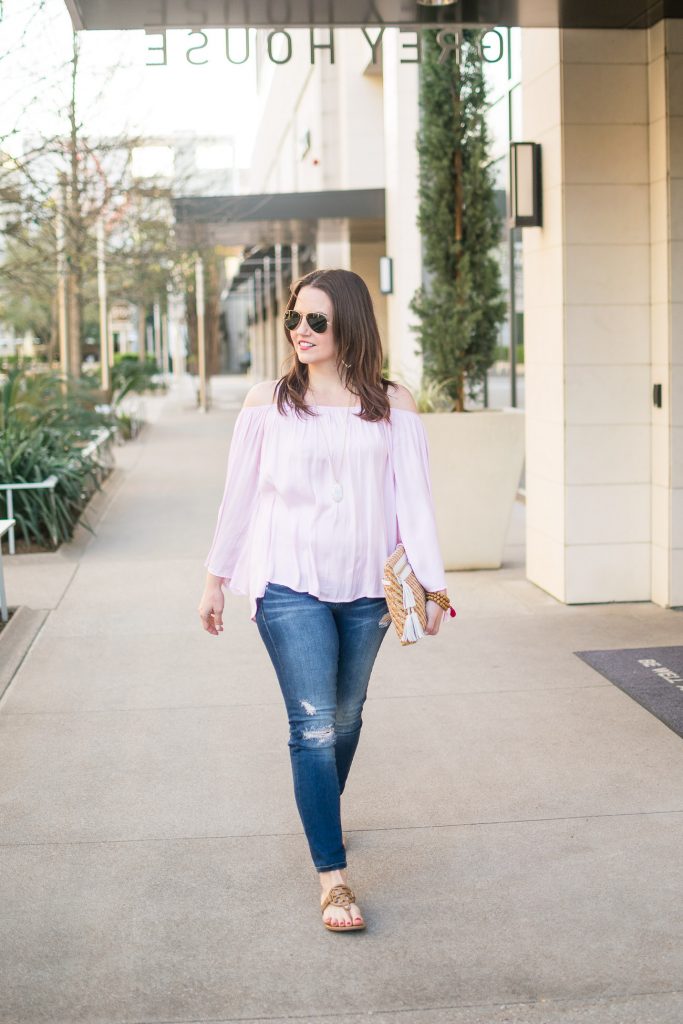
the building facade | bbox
[62,3,683,610]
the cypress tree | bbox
[410,29,507,412]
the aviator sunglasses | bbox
[283,310,330,333]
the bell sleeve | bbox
[390,410,448,594]
[203,404,269,583]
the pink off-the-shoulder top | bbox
[203,400,448,623]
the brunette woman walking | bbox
[198,268,451,932]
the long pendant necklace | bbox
[308,386,354,502]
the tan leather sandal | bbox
[320,883,366,932]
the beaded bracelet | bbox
[425,591,457,617]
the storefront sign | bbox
[145,26,504,66]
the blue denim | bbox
[255,581,390,872]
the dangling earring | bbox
[342,360,351,368]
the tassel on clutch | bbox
[381,543,456,646]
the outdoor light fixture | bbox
[379,256,393,295]
[509,141,542,228]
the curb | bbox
[0,606,48,703]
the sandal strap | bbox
[321,883,356,912]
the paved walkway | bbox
[1,376,682,1024]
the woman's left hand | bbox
[424,598,446,636]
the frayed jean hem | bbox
[316,861,348,873]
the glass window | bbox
[489,155,508,224]
[510,84,523,140]
[509,28,522,85]
[481,28,509,100]
[475,26,526,410]
[486,96,510,159]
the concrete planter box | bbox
[421,407,525,570]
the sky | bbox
[0,0,260,167]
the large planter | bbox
[421,408,525,570]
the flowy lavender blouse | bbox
[204,401,448,623]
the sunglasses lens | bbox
[283,311,301,330]
[284,311,329,333]
[307,313,328,333]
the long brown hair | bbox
[274,268,399,422]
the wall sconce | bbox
[509,142,542,228]
[379,256,393,295]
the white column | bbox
[274,243,289,377]
[96,217,109,391]
[316,218,351,270]
[153,301,162,370]
[195,256,208,412]
[253,269,266,381]
[263,255,274,379]
[56,175,69,378]
[161,309,170,379]
[167,288,186,378]
[247,276,257,380]
[521,28,652,603]
[382,28,423,391]
[649,20,683,606]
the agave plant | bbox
[412,377,457,413]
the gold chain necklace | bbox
[307,386,355,502]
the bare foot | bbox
[319,868,364,929]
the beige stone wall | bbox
[522,22,683,607]
[648,21,683,606]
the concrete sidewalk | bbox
[1,376,682,1024]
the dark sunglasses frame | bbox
[283,310,331,333]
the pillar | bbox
[316,218,351,269]
[382,28,423,390]
[522,24,683,607]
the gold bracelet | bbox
[424,590,451,611]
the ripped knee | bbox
[295,722,336,746]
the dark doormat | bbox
[575,646,683,740]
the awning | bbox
[172,188,385,248]
[63,1,683,31]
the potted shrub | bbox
[408,28,525,570]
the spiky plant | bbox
[411,29,507,411]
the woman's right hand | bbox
[198,578,225,636]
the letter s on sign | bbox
[187,30,209,65]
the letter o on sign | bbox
[267,30,292,64]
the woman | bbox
[198,268,451,933]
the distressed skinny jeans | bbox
[255,582,390,872]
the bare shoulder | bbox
[386,382,418,413]
[242,379,280,408]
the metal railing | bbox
[0,477,58,555]
[0,518,15,621]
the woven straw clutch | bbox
[381,543,429,645]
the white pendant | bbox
[331,482,343,502]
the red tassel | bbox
[449,607,456,617]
